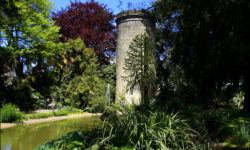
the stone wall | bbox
[115,10,155,105]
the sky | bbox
[50,0,155,15]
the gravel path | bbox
[0,113,101,129]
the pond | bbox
[1,116,100,150]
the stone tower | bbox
[115,10,155,105]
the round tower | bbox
[115,10,155,105]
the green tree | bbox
[0,0,60,109]
[123,33,156,105]
[52,38,107,110]
[0,0,60,77]
[99,64,116,102]
[153,0,250,112]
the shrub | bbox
[62,106,83,114]
[0,103,25,123]
[101,105,198,149]
[231,123,250,146]
[165,97,185,111]
[54,109,68,116]
[190,110,229,141]
[35,130,100,150]
[12,79,44,111]
[88,96,108,113]
[230,91,244,109]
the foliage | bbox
[54,107,83,116]
[59,38,99,78]
[52,0,116,63]
[99,63,116,103]
[0,0,60,76]
[153,0,250,112]
[54,109,68,116]
[101,104,121,121]
[182,106,250,146]
[231,123,250,146]
[123,33,156,105]
[110,146,136,150]
[25,107,83,119]
[230,91,244,109]
[63,74,107,110]
[35,130,100,150]
[165,97,185,111]
[11,79,44,111]
[88,96,108,113]
[188,110,229,141]
[61,106,84,114]
[0,103,25,123]
[51,38,108,111]
[26,113,52,120]
[101,105,198,149]
[0,0,61,110]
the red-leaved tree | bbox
[53,0,116,63]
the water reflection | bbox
[1,116,100,150]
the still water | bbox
[1,116,100,150]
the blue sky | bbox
[50,0,155,15]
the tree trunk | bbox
[16,56,24,78]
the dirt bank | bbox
[0,113,101,129]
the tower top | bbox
[115,10,155,25]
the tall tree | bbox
[123,33,156,105]
[52,0,116,64]
[0,0,60,107]
[52,38,107,109]
[0,0,60,76]
[153,0,250,112]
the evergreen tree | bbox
[123,33,156,105]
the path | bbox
[0,113,101,129]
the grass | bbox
[26,113,53,119]
[25,107,84,120]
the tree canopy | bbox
[52,0,116,64]
[153,0,250,112]
[0,0,61,110]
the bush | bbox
[62,106,83,114]
[88,96,108,113]
[101,105,198,149]
[190,110,229,141]
[35,130,100,150]
[54,109,68,116]
[231,123,250,146]
[0,103,25,123]
[12,79,44,111]
[165,97,185,111]
[230,91,244,109]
